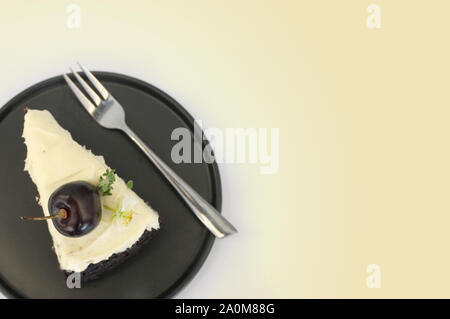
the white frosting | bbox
[22,109,160,272]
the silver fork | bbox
[63,63,237,238]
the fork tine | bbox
[70,68,102,106]
[63,74,97,115]
[77,62,109,100]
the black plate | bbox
[0,72,221,298]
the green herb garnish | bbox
[126,180,134,189]
[97,169,116,196]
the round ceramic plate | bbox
[0,72,221,298]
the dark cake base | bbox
[64,221,160,282]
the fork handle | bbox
[121,125,237,238]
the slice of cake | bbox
[22,109,160,282]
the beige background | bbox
[1,0,450,298]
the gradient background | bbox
[1,0,450,298]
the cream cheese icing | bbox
[22,109,160,272]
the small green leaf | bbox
[126,180,134,189]
[97,169,116,196]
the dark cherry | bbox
[21,181,102,237]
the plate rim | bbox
[0,71,222,299]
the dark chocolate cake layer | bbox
[64,220,160,282]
